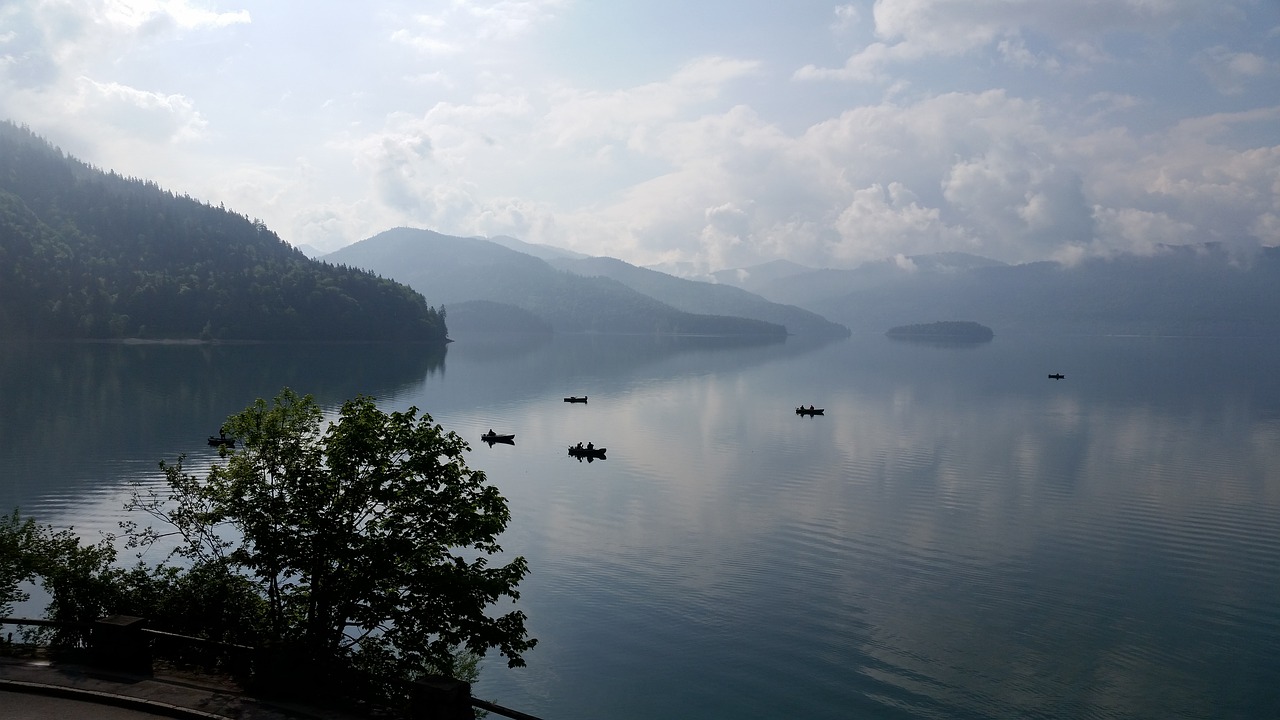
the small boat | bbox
[796,407,824,416]
[564,396,588,403]
[1048,373,1065,380]
[208,435,236,448]
[481,431,515,445]
[568,445,606,459]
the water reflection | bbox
[0,340,446,574]
[2,334,1279,719]
[447,335,1280,719]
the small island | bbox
[885,321,994,341]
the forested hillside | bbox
[0,122,446,343]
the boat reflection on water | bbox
[568,443,606,461]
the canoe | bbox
[568,445,606,459]
[795,407,824,416]
[481,432,515,444]
[208,435,236,447]
[1048,373,1065,380]
[564,396,588,403]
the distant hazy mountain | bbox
[485,234,589,262]
[324,228,785,337]
[643,260,717,281]
[721,252,1006,309]
[741,245,1280,336]
[547,256,848,337]
[709,259,816,292]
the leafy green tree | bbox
[0,510,42,617]
[0,510,135,646]
[127,388,535,686]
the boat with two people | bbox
[564,396,588,403]
[568,441,606,460]
[796,405,824,416]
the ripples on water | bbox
[447,339,1280,720]
[4,336,1280,719]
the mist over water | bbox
[3,334,1278,719]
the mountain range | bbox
[6,117,1277,343]
[324,228,841,337]
[710,246,1280,336]
[329,223,1280,339]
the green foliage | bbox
[0,509,127,645]
[0,510,42,616]
[2,507,267,654]
[127,388,535,688]
[0,121,446,342]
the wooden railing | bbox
[0,615,543,719]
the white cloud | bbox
[552,85,1278,270]
[699,201,752,270]
[2,1,1276,273]
[102,0,250,32]
[801,0,1228,82]
[832,4,859,33]
[1196,46,1275,95]
[1093,207,1198,255]
[543,56,761,150]
[833,183,970,263]
[70,77,208,142]
[1073,106,1280,255]
[360,128,435,212]
[460,0,568,40]
[794,41,911,83]
[0,0,249,160]
[392,0,565,53]
[943,148,1095,260]
[390,29,462,56]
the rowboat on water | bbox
[568,444,606,459]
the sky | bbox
[2,0,1279,273]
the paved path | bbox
[0,656,376,719]
[2,690,177,719]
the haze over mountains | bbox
[324,228,827,337]
[4,118,1278,343]
[710,246,1280,336]
[329,224,1280,339]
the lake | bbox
[2,333,1279,719]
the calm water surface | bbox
[2,334,1279,719]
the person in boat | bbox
[575,442,583,451]
[586,442,594,451]
[488,429,494,437]
[809,405,815,411]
